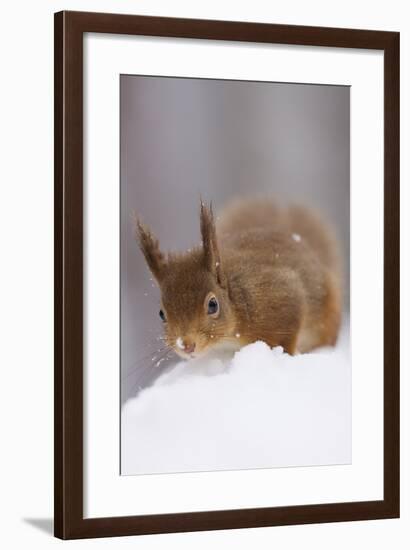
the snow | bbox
[121,323,351,475]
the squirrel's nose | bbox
[184,342,196,354]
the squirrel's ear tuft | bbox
[133,214,166,282]
[200,201,227,288]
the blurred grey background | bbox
[120,75,350,405]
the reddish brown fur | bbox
[136,198,342,359]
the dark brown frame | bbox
[54,10,400,540]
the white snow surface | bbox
[121,325,351,475]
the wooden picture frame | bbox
[54,10,400,539]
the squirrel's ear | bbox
[200,201,227,288]
[134,216,166,282]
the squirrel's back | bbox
[216,197,342,353]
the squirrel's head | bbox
[135,203,237,359]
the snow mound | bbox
[121,332,351,475]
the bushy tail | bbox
[285,204,341,274]
[217,196,341,273]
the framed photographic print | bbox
[54,11,400,539]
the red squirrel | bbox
[136,197,342,359]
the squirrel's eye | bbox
[207,297,219,315]
[159,309,166,322]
